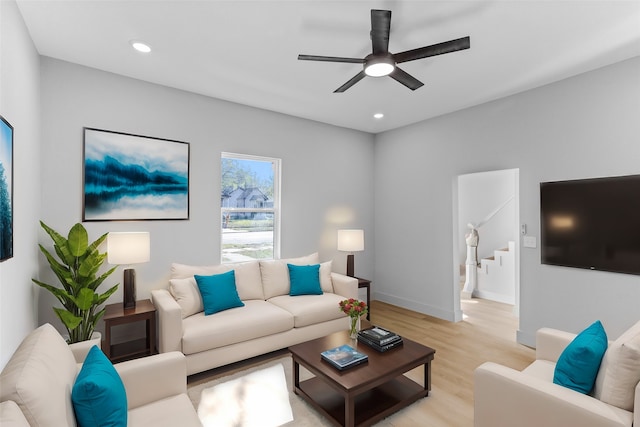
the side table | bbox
[102,299,156,363]
[356,277,371,320]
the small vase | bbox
[349,316,360,340]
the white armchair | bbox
[474,323,640,427]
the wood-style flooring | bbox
[187,298,535,426]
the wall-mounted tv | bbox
[540,174,640,276]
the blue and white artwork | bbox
[0,116,13,261]
[83,128,189,221]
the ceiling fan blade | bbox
[370,9,391,54]
[394,36,470,63]
[334,71,367,93]
[298,54,364,64]
[389,67,424,90]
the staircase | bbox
[474,241,515,304]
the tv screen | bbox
[540,174,640,276]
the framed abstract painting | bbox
[0,115,13,261]
[83,128,190,221]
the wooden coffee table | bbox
[289,329,435,427]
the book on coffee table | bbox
[357,333,403,352]
[320,344,368,370]
[358,326,401,345]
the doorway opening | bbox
[453,168,520,328]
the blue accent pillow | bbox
[195,270,245,315]
[288,264,323,296]
[553,320,608,394]
[72,345,127,427]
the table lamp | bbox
[107,232,150,309]
[337,229,364,277]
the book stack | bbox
[357,326,403,352]
[321,344,369,370]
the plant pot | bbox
[68,332,102,362]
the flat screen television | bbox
[540,174,640,276]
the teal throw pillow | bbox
[195,270,245,315]
[288,263,323,296]
[72,345,127,427]
[553,320,608,394]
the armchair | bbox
[474,324,640,427]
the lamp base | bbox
[346,254,355,277]
[123,269,137,309]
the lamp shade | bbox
[107,232,150,265]
[337,229,364,252]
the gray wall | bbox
[35,58,375,337]
[374,56,640,344]
[0,0,42,368]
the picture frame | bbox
[0,115,13,261]
[83,128,190,221]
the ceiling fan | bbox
[298,9,470,93]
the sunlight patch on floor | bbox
[197,363,293,427]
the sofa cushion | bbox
[195,271,245,315]
[593,319,640,411]
[181,300,294,354]
[260,253,319,299]
[553,320,608,394]
[268,293,347,328]
[169,277,203,318]
[171,260,264,301]
[522,359,556,381]
[288,264,323,296]
[319,261,334,293]
[72,346,127,427]
[0,323,78,427]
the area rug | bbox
[188,356,332,427]
[188,355,415,427]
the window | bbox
[221,153,280,263]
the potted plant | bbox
[32,221,118,344]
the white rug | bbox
[197,363,293,427]
[188,356,413,427]
[188,356,332,427]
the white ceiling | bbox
[16,0,640,134]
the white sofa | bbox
[474,321,640,427]
[151,253,359,376]
[0,323,201,427]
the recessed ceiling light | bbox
[373,113,384,119]
[130,40,151,53]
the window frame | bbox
[220,152,281,263]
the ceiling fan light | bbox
[364,61,394,77]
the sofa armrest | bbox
[1,400,30,427]
[474,362,632,427]
[151,289,183,353]
[536,328,576,363]
[115,352,187,410]
[331,273,358,299]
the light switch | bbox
[523,236,537,248]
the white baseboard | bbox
[373,291,458,322]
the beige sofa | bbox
[0,323,201,427]
[151,253,358,375]
[474,321,640,427]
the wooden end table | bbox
[289,327,435,427]
[356,277,371,320]
[102,299,156,363]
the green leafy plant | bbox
[32,221,118,343]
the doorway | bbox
[453,168,520,321]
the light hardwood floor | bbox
[188,298,535,426]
